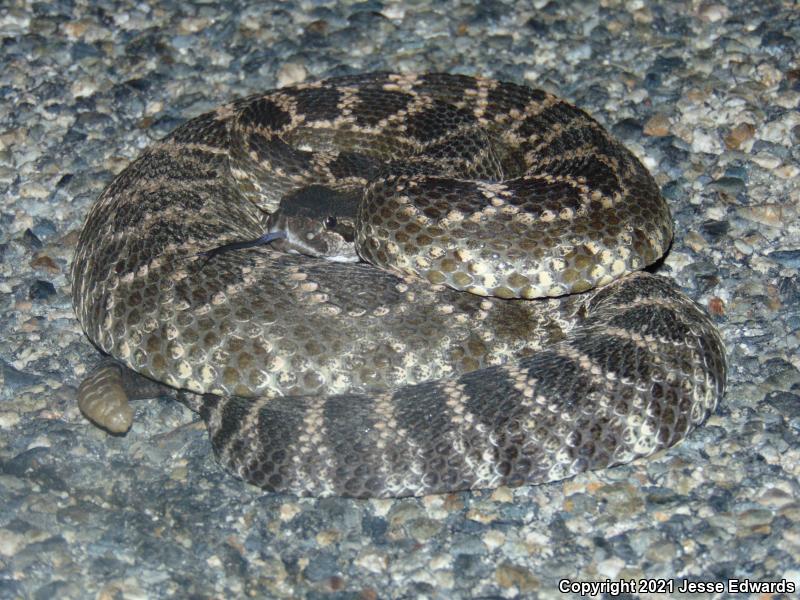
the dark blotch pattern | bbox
[283,85,343,123]
[353,89,415,127]
[237,97,292,131]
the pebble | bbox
[643,113,670,137]
[761,31,795,52]
[495,563,539,593]
[698,3,730,22]
[733,239,753,256]
[700,219,730,241]
[355,550,388,574]
[724,122,756,150]
[684,231,707,252]
[303,551,339,582]
[28,280,57,301]
[612,117,644,141]
[489,486,513,503]
[277,62,308,87]
[30,255,60,274]
[710,175,745,195]
[751,151,782,169]
[407,517,442,541]
[768,250,800,269]
[22,229,43,249]
[482,529,505,550]
[691,128,724,154]
[737,203,794,227]
[596,556,625,579]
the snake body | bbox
[71,73,726,498]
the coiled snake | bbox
[71,73,726,498]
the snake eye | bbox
[324,216,338,230]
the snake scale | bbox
[71,73,726,498]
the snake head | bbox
[266,184,360,263]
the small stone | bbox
[489,486,513,502]
[761,31,795,52]
[2,360,41,389]
[700,219,730,241]
[443,494,464,511]
[684,231,707,252]
[751,152,782,170]
[643,113,670,137]
[483,530,505,550]
[31,254,60,274]
[776,164,799,179]
[178,17,210,34]
[0,411,21,428]
[355,550,388,574]
[429,554,452,570]
[737,203,794,227]
[698,3,729,22]
[381,5,405,20]
[32,219,58,240]
[736,508,773,530]
[361,515,388,543]
[709,176,745,196]
[724,122,755,150]
[19,317,42,333]
[653,55,686,74]
[71,78,98,98]
[466,507,499,524]
[756,488,795,509]
[0,530,27,556]
[496,563,539,592]
[612,118,643,141]
[768,250,800,269]
[593,482,645,514]
[596,556,625,579]
[760,112,800,144]
[407,517,442,541]
[279,503,301,521]
[606,19,625,35]
[22,229,43,249]
[388,503,424,527]
[734,239,753,255]
[303,552,339,582]
[315,529,340,546]
[277,63,307,88]
[757,63,783,88]
[708,297,725,316]
[29,280,57,301]
[60,229,81,248]
[305,20,329,36]
[691,129,723,154]
[63,20,90,38]
[632,7,653,24]
[328,575,345,591]
[645,540,678,562]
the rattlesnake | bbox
[71,73,726,498]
